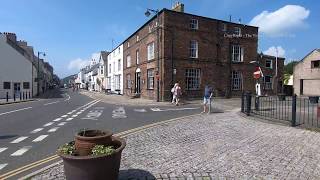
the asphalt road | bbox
[0,88,200,179]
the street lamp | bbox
[37,51,46,96]
[145,8,160,102]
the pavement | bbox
[0,88,202,179]
[0,98,35,105]
[21,93,320,179]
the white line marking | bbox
[0,147,8,153]
[43,122,54,127]
[30,128,43,133]
[11,146,32,156]
[66,118,73,121]
[61,115,68,118]
[58,122,66,126]
[48,127,59,132]
[76,112,82,115]
[32,135,48,142]
[43,101,59,106]
[10,136,28,144]
[0,107,32,116]
[71,114,78,117]
[0,163,8,170]
[150,107,200,112]
[53,118,62,122]
[134,109,147,112]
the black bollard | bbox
[20,92,22,100]
[6,92,9,102]
[14,93,16,101]
[29,92,31,99]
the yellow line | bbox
[0,155,58,179]
[0,113,200,179]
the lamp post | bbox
[145,8,160,102]
[37,51,46,96]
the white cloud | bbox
[67,58,90,70]
[263,46,286,57]
[249,5,310,37]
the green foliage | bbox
[58,142,75,155]
[284,61,299,74]
[91,145,115,156]
[283,73,292,85]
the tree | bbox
[284,61,299,75]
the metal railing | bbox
[241,93,320,128]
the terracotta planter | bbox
[75,130,112,156]
[58,136,126,180]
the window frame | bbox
[185,69,201,90]
[234,27,241,36]
[147,42,155,61]
[231,71,243,90]
[311,60,320,68]
[23,82,30,89]
[264,75,272,90]
[147,69,154,90]
[126,55,131,68]
[265,59,273,69]
[190,40,198,58]
[136,50,140,64]
[118,59,121,71]
[126,74,131,89]
[231,45,244,62]
[3,82,11,89]
[221,23,227,32]
[190,19,198,30]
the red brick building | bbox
[122,4,281,101]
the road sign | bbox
[253,67,261,79]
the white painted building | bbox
[107,44,123,94]
[96,51,109,92]
[0,33,34,99]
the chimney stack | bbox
[172,2,184,13]
[3,32,17,42]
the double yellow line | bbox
[0,113,199,179]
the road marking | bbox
[71,114,78,117]
[66,118,73,121]
[0,113,201,179]
[0,163,8,170]
[43,101,59,106]
[76,112,82,115]
[43,122,54,127]
[30,128,43,134]
[10,136,28,144]
[32,135,48,142]
[112,107,127,118]
[0,147,8,153]
[0,107,32,116]
[48,127,59,132]
[82,109,103,120]
[134,109,147,112]
[61,115,68,118]
[150,107,200,112]
[11,146,32,156]
[58,122,66,126]
[53,118,62,122]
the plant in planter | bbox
[57,129,126,180]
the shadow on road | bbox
[118,169,156,180]
[0,134,18,140]
[37,88,66,99]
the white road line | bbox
[30,128,43,134]
[66,118,73,121]
[0,147,8,153]
[48,127,59,132]
[32,135,48,142]
[0,107,32,116]
[43,122,54,127]
[0,163,8,170]
[71,114,78,117]
[61,115,68,118]
[76,112,82,115]
[67,112,73,115]
[53,118,62,122]
[10,136,28,144]
[58,122,66,126]
[134,109,147,112]
[11,146,32,156]
[43,101,59,106]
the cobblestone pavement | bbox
[30,108,320,179]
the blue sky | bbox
[0,0,319,78]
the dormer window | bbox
[190,19,198,30]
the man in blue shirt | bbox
[202,85,213,113]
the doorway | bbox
[13,83,21,98]
[135,68,141,94]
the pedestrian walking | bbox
[171,83,177,104]
[173,83,182,106]
[202,85,213,113]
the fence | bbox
[241,92,320,128]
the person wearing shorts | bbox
[202,85,213,113]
